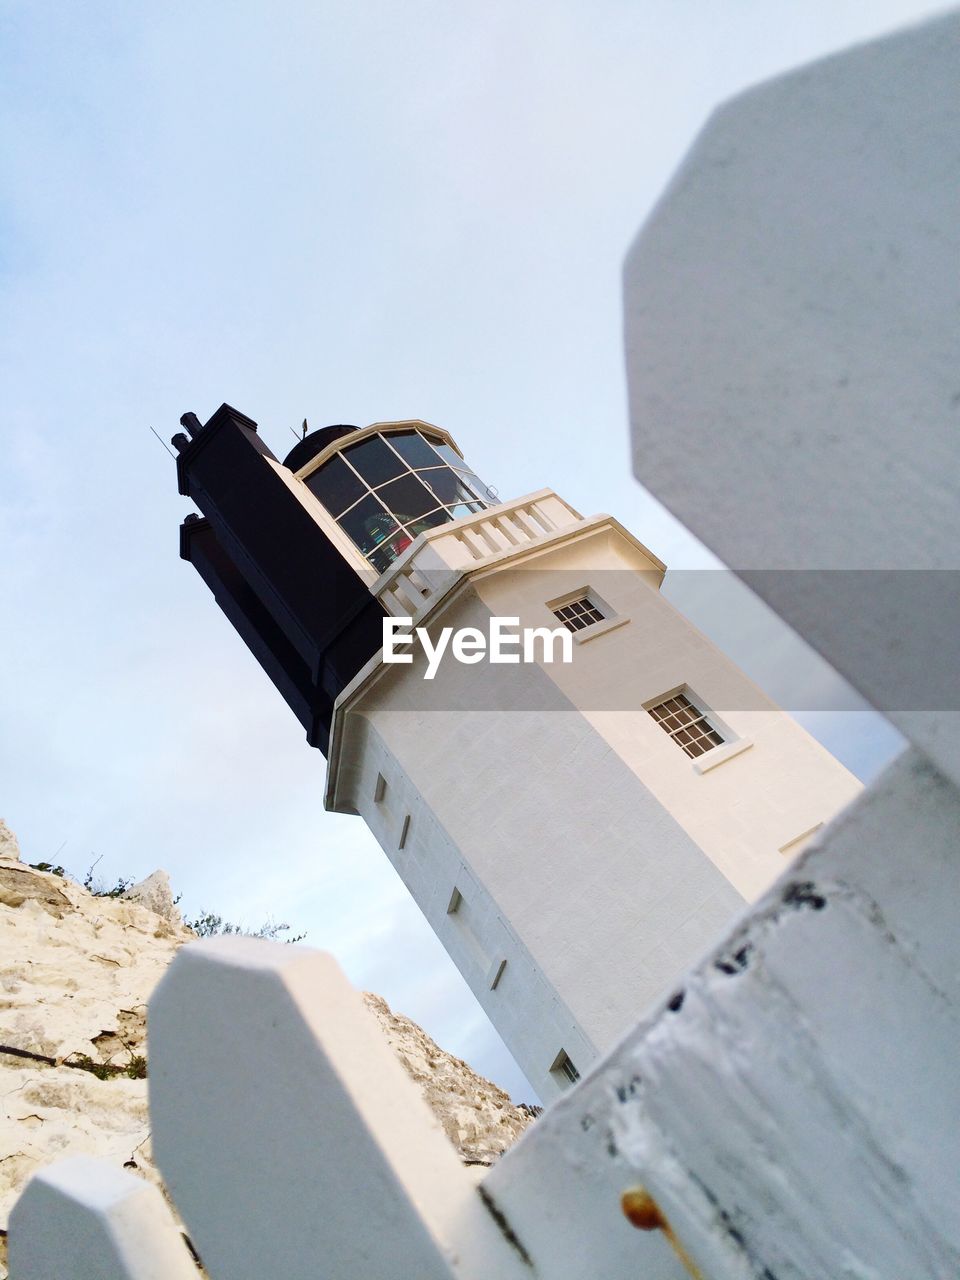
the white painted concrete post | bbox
[7,1156,197,1280]
[486,748,960,1278]
[148,938,531,1280]
[623,9,960,787]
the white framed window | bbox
[552,595,606,633]
[549,1048,580,1087]
[648,691,725,759]
[546,587,629,644]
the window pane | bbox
[386,431,443,470]
[367,528,415,574]
[376,474,438,523]
[431,442,468,468]
[404,508,451,539]
[457,471,496,503]
[416,465,479,507]
[648,690,726,758]
[553,595,605,632]
[304,455,367,516]
[342,435,408,488]
[446,500,484,519]
[339,494,399,557]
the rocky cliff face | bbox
[362,992,536,1166]
[0,826,535,1276]
[0,823,20,863]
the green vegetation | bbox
[187,911,306,944]
[80,855,133,898]
[66,1052,148,1081]
[31,851,307,940]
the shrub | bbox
[187,911,306,944]
[28,862,66,877]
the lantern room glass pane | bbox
[386,431,443,470]
[339,494,399,557]
[303,454,367,516]
[430,442,467,469]
[342,435,407,488]
[404,508,451,539]
[302,428,496,566]
[459,472,498,503]
[376,474,438,523]
[367,528,415,573]
[446,500,484,519]
[416,466,479,508]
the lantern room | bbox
[287,422,497,574]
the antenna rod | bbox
[149,425,177,459]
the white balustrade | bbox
[374,489,583,620]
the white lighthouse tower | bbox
[175,408,860,1098]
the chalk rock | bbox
[0,860,193,1276]
[0,862,72,916]
[0,861,536,1277]
[121,869,182,926]
[363,992,536,1165]
[0,822,20,862]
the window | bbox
[303,430,495,573]
[552,596,605,632]
[648,692,725,759]
[550,1049,580,1087]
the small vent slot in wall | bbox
[446,886,490,971]
[373,773,387,803]
[398,814,411,850]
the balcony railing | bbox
[373,489,583,619]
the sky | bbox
[0,0,935,1100]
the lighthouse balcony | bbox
[372,488,584,621]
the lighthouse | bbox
[174,404,860,1097]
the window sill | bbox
[692,737,754,774]
[573,615,631,645]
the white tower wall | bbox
[470,522,861,897]
[327,503,861,1097]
